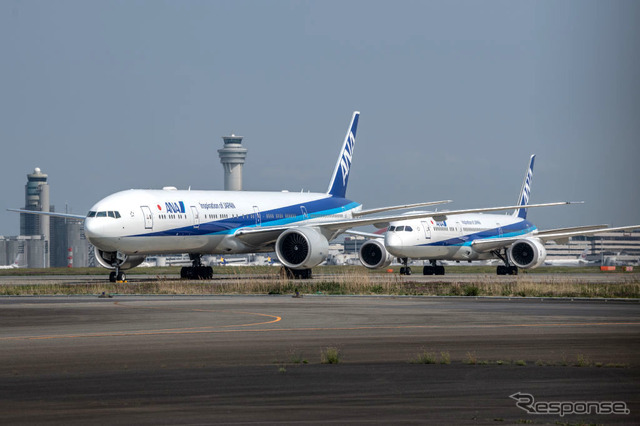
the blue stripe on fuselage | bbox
[130,197,360,238]
[419,220,536,247]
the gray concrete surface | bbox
[0,295,638,424]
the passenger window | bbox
[96,211,107,217]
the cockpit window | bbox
[388,226,396,232]
[405,226,413,232]
[89,210,121,218]
[396,226,405,232]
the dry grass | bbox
[0,270,638,298]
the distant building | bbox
[218,134,247,191]
[546,229,640,265]
[3,167,92,268]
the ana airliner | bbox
[357,155,640,275]
[11,113,572,281]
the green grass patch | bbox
[320,347,341,364]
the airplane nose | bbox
[385,232,404,256]
[84,218,117,251]
[84,218,98,242]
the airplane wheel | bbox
[509,266,518,275]
[423,266,434,275]
[435,266,445,275]
[497,266,506,275]
[117,271,126,281]
[109,271,117,282]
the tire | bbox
[423,266,434,275]
[109,271,116,282]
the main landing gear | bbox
[279,267,312,279]
[109,268,126,283]
[422,260,445,276]
[492,249,519,275]
[180,254,214,280]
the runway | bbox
[0,295,638,424]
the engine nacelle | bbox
[275,227,329,269]
[507,238,547,269]
[94,247,146,270]
[358,239,394,269]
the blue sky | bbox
[1,0,638,236]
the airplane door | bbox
[141,206,153,230]
[191,206,200,229]
[300,206,309,219]
[253,206,261,226]
[421,221,431,239]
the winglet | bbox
[513,154,535,219]
[327,111,360,198]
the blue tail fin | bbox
[513,155,535,219]
[327,111,360,198]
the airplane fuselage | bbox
[385,213,536,261]
[85,188,361,255]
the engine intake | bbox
[359,239,393,269]
[507,238,546,269]
[275,227,329,269]
[94,247,146,270]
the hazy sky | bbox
[1,0,639,237]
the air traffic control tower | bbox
[218,134,247,191]
[20,167,50,267]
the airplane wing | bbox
[472,224,640,253]
[234,201,575,247]
[353,200,452,217]
[7,208,86,220]
[343,230,385,239]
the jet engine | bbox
[358,239,394,269]
[507,238,547,269]
[94,247,146,270]
[275,227,329,269]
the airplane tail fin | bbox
[327,111,360,198]
[513,155,535,219]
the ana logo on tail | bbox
[515,155,535,219]
[339,131,356,186]
[327,111,360,198]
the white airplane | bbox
[0,253,24,269]
[10,113,571,282]
[357,155,640,276]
